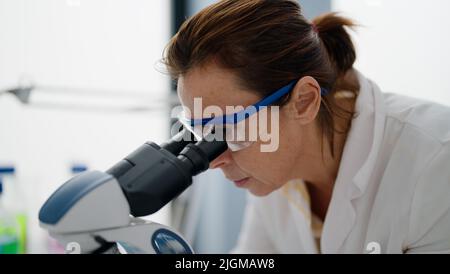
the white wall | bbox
[333,0,450,106]
[0,0,171,253]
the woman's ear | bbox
[284,76,322,124]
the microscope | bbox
[38,129,227,254]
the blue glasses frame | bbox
[183,80,329,127]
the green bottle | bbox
[0,178,20,254]
[0,166,27,254]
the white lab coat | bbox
[232,71,450,254]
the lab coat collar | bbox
[321,70,387,253]
[348,70,387,198]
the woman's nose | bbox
[210,149,232,169]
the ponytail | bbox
[312,12,357,76]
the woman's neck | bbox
[304,69,359,221]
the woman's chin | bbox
[247,182,276,197]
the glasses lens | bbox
[178,111,255,152]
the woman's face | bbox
[177,62,321,196]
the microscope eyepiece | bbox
[106,128,228,217]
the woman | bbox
[164,0,450,253]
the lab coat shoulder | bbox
[381,93,450,253]
[383,93,450,144]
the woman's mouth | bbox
[233,177,250,187]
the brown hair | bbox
[164,0,359,157]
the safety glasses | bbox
[178,80,329,152]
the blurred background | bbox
[0,0,449,254]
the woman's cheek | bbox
[232,150,260,173]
